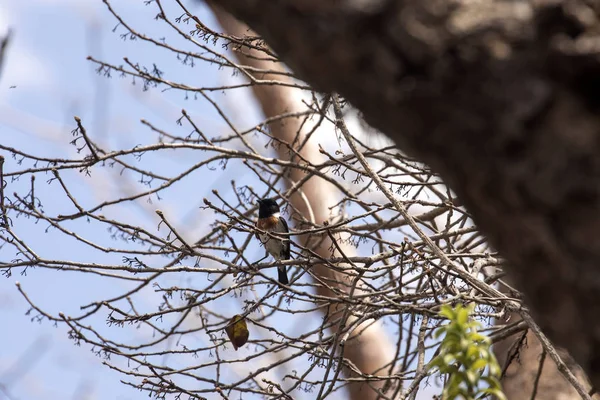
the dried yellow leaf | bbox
[225,314,249,350]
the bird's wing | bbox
[279,216,291,259]
[255,220,262,241]
[278,216,289,233]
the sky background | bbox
[0,1,441,399]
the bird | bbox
[256,198,290,285]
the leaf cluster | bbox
[429,304,506,400]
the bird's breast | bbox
[257,215,281,230]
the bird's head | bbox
[257,198,280,218]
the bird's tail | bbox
[278,266,289,285]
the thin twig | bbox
[73,116,100,161]
[0,155,8,227]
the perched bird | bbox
[256,198,290,285]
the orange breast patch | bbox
[257,215,280,230]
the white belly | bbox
[259,233,286,260]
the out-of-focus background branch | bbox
[0,29,10,81]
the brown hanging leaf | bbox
[225,314,249,350]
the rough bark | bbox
[495,328,592,399]
[211,0,600,390]
[209,8,396,399]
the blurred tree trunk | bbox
[210,0,600,390]
[209,8,396,400]
[495,316,593,399]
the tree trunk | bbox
[495,309,593,399]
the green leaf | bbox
[470,358,488,371]
[488,359,501,377]
[466,344,481,359]
[434,327,446,339]
[465,369,479,385]
[469,333,489,343]
[439,305,455,319]
[443,354,457,365]
[432,304,506,400]
[482,387,508,400]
